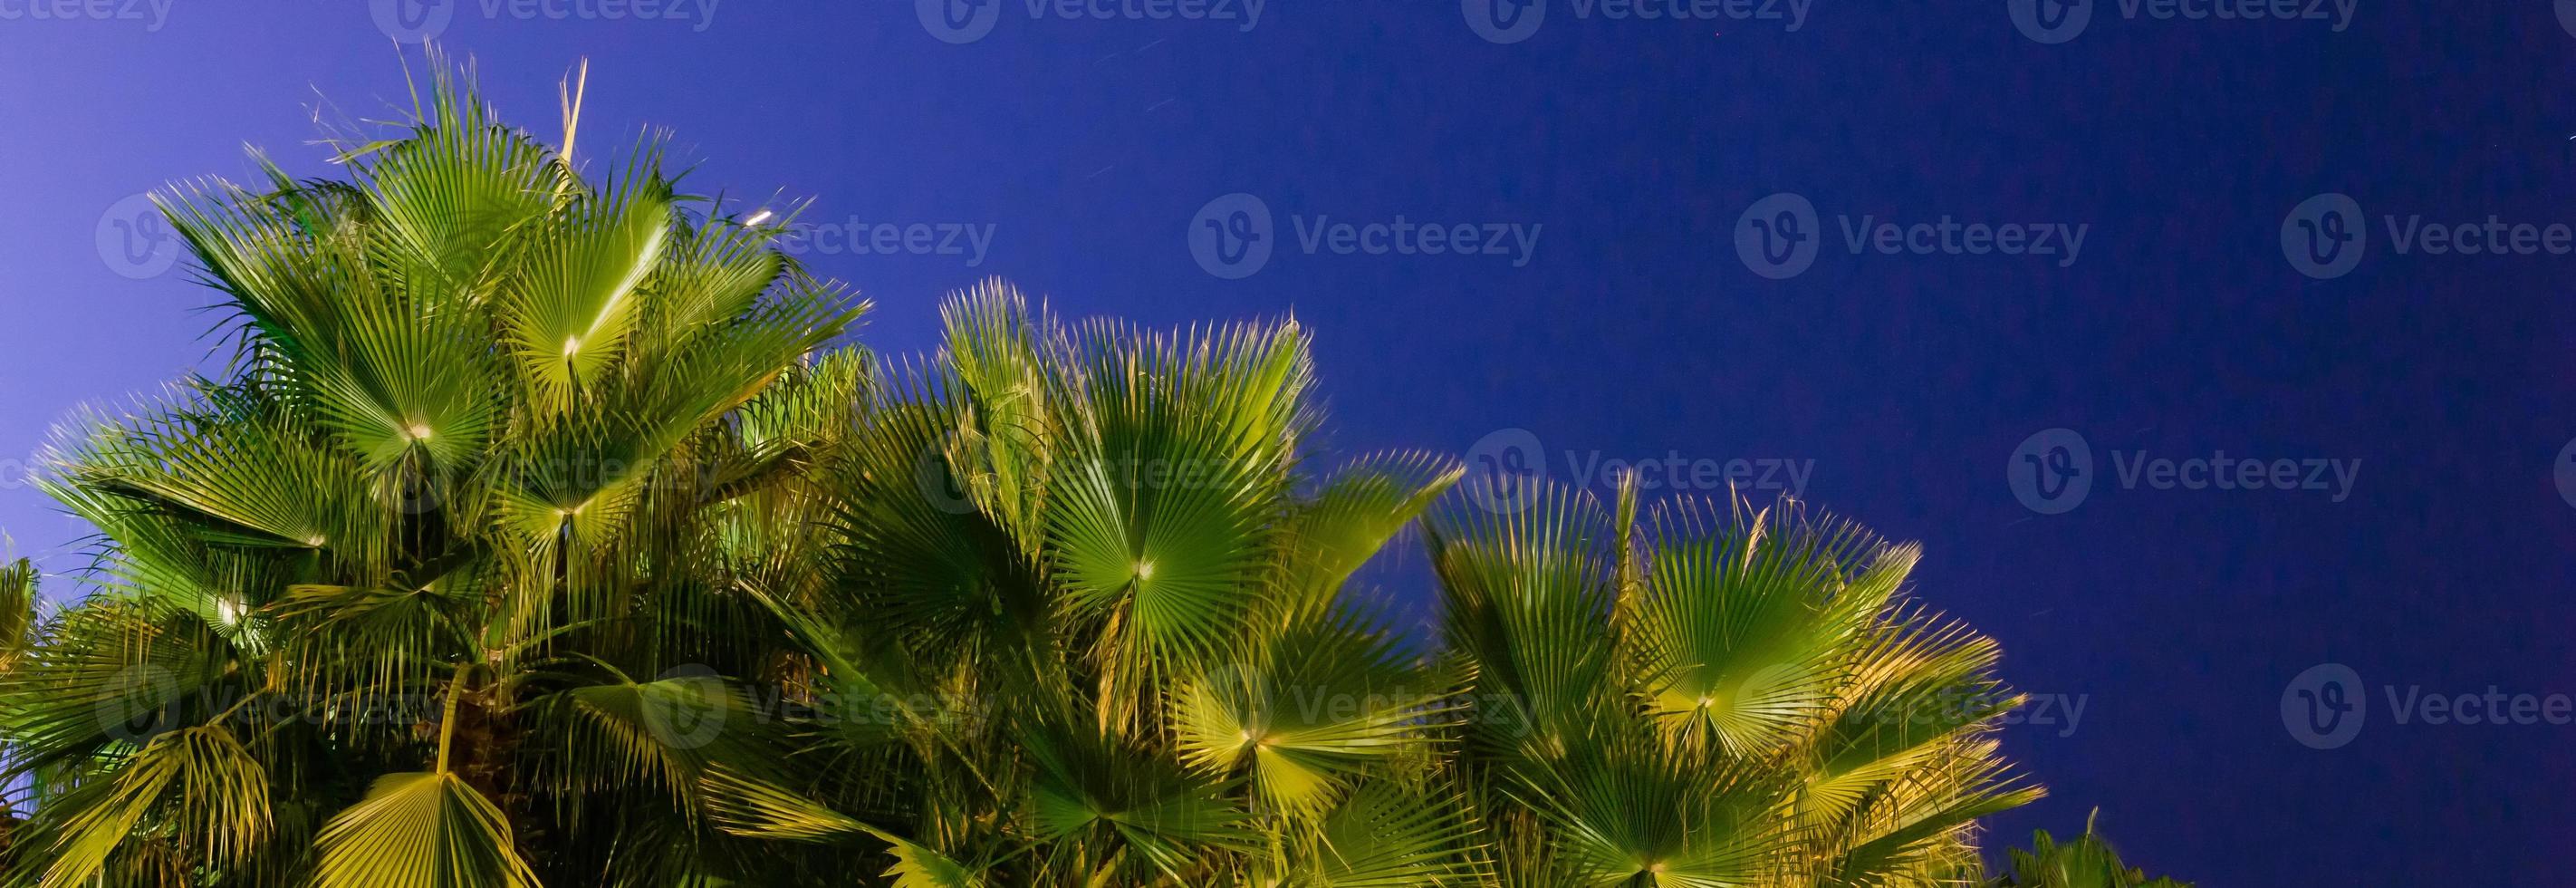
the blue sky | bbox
[4,1,2574,880]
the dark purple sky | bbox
[5,2,2573,881]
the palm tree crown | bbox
[0,60,2042,887]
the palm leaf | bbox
[499,148,674,412]
[310,771,541,888]
[24,726,271,888]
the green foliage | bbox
[1984,816,2191,888]
[0,558,31,664]
[0,53,858,885]
[0,58,2067,886]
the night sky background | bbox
[5,1,2572,882]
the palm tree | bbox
[686,285,2042,887]
[1,56,861,884]
[1984,815,2190,888]
[0,58,2045,886]
[1419,487,2043,885]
